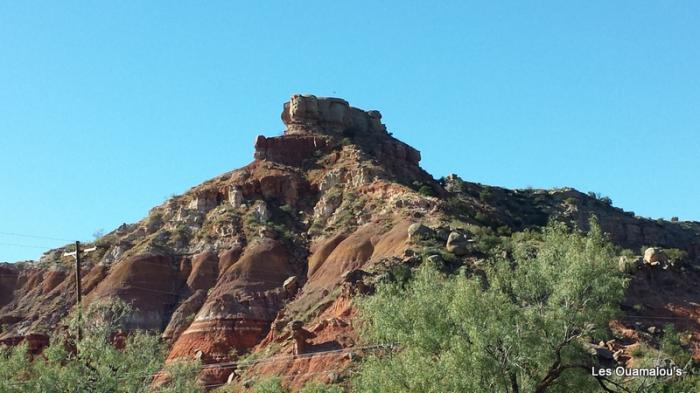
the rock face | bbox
[228,186,243,208]
[187,251,219,291]
[256,95,425,186]
[281,95,386,135]
[86,254,183,331]
[1,94,700,390]
[0,264,20,308]
[254,134,332,166]
[162,289,208,342]
[166,239,296,366]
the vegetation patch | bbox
[0,298,200,392]
[351,219,698,392]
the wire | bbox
[195,344,396,389]
[201,343,396,371]
[130,286,182,296]
[619,315,700,321]
[202,368,347,389]
[0,241,57,250]
[0,230,72,242]
[0,344,394,389]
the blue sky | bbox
[1,1,698,262]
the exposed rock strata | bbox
[1,95,699,391]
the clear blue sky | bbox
[1,1,698,262]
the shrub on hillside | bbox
[354,218,699,392]
[0,298,200,393]
[354,219,632,392]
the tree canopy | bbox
[0,298,200,393]
[353,220,639,392]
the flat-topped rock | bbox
[281,94,386,135]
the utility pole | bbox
[64,241,96,344]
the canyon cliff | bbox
[1,95,699,390]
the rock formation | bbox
[281,95,386,135]
[1,94,699,391]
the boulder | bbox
[435,228,450,241]
[407,223,433,241]
[283,276,299,295]
[446,231,470,256]
[643,247,668,266]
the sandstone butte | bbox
[1,95,699,391]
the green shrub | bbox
[564,197,577,205]
[660,325,692,366]
[478,188,492,201]
[630,343,649,358]
[599,196,612,205]
[171,224,191,246]
[253,377,287,393]
[309,220,325,236]
[354,219,628,393]
[665,248,688,266]
[496,226,511,236]
[444,197,470,216]
[468,225,502,255]
[417,185,435,197]
[0,298,200,393]
[300,382,344,393]
[620,248,636,258]
[473,212,489,225]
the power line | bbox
[0,230,72,242]
[0,344,394,389]
[202,368,348,389]
[619,315,700,321]
[197,343,397,374]
[0,241,57,250]
[120,344,396,389]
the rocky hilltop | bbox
[1,95,699,390]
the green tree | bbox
[353,219,632,392]
[252,377,286,393]
[299,381,344,393]
[0,298,201,393]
